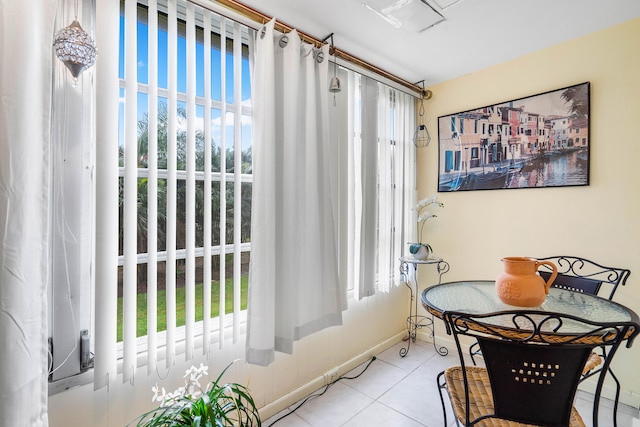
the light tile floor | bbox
[264,340,639,427]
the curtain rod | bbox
[213,0,429,98]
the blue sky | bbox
[118,17,253,153]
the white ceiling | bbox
[236,0,640,88]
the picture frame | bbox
[437,82,590,192]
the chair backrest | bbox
[444,310,636,426]
[537,255,630,300]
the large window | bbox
[116,0,253,375]
[116,0,253,344]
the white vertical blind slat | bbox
[94,0,120,391]
[185,2,197,361]
[123,0,139,383]
[378,85,392,292]
[394,92,411,271]
[357,76,379,299]
[202,9,213,356]
[232,22,242,342]
[165,0,178,368]
[391,90,401,283]
[391,93,402,275]
[147,0,159,375]
[218,18,227,346]
[394,92,408,283]
[349,72,360,299]
[404,94,418,247]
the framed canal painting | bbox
[437,82,590,192]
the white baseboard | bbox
[258,332,406,421]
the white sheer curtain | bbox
[0,1,56,425]
[246,19,344,366]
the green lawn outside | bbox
[117,275,249,341]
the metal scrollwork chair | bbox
[537,255,631,426]
[537,255,630,301]
[438,310,637,427]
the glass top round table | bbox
[422,280,640,326]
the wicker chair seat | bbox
[583,351,602,374]
[444,366,586,427]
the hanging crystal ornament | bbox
[413,87,433,148]
[53,1,97,84]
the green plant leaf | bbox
[129,362,261,427]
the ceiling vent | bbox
[360,0,455,32]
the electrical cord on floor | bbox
[266,356,377,426]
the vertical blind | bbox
[95,0,254,388]
[345,74,417,300]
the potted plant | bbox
[408,195,443,260]
[129,362,261,427]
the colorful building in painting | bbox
[547,115,570,150]
[568,116,589,148]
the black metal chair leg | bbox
[609,367,622,427]
[436,371,450,427]
[584,359,622,427]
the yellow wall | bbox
[421,17,640,405]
